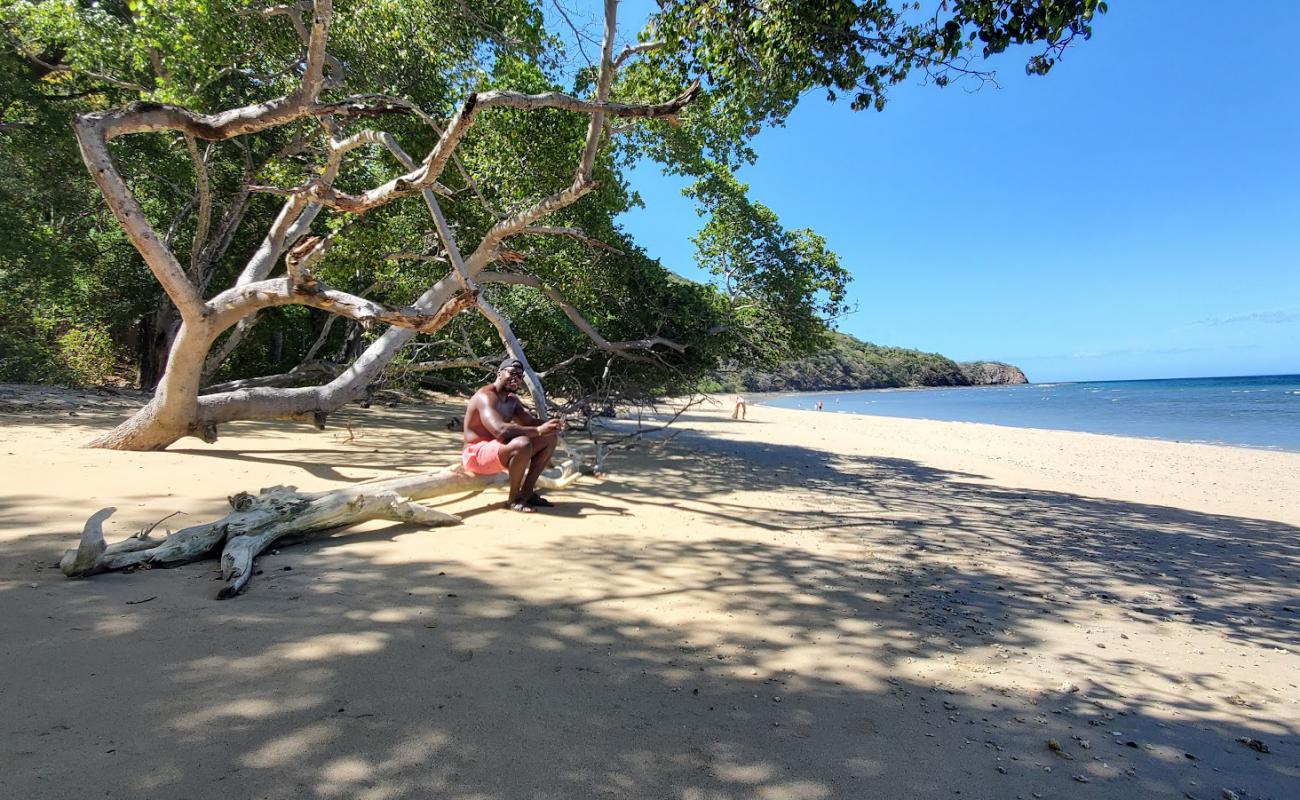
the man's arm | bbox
[514,402,566,439]
[511,399,542,427]
[476,393,553,441]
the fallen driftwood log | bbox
[60,461,581,598]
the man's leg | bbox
[500,436,534,510]
[520,432,559,505]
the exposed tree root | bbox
[60,461,581,598]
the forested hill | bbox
[715,333,1028,392]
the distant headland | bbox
[712,332,1027,393]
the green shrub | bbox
[57,324,117,386]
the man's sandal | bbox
[508,501,535,513]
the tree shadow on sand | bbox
[605,427,1300,653]
[2,413,1297,799]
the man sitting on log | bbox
[462,358,565,512]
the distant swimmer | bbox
[815,401,824,411]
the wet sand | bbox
[1,389,1297,799]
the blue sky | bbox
[609,1,1300,382]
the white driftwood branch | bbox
[61,461,582,597]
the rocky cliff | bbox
[957,361,1029,386]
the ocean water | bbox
[764,374,1300,451]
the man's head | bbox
[496,357,525,393]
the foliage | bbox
[649,0,1106,118]
[56,322,119,384]
[688,168,848,362]
[0,44,154,383]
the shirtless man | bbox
[462,357,564,512]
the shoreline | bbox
[2,394,1297,798]
[754,396,1300,455]
[699,399,1300,526]
[750,378,1300,454]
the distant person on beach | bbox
[815,401,824,411]
[731,395,748,420]
[462,357,565,513]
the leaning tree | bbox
[60,0,709,450]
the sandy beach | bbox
[1,389,1297,799]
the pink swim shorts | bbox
[462,439,506,475]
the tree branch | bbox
[182,135,212,282]
[398,356,499,374]
[287,82,700,215]
[4,24,147,92]
[207,276,479,336]
[202,359,343,395]
[69,0,335,322]
[578,0,620,184]
[613,39,665,68]
[384,251,448,263]
[195,141,255,294]
[515,226,625,255]
[474,295,551,418]
[478,271,685,362]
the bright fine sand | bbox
[1,390,1297,799]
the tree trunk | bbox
[101,269,464,449]
[137,307,180,391]
[94,319,219,449]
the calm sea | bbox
[764,374,1300,451]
